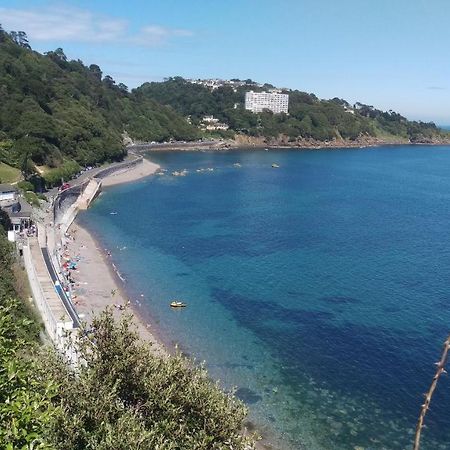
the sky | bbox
[1,0,449,123]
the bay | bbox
[79,145,450,449]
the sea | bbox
[78,145,450,450]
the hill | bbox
[136,77,449,146]
[0,28,199,175]
[1,26,448,183]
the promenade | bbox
[23,156,161,360]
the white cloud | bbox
[0,6,193,47]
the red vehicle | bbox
[59,183,71,191]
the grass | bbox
[24,191,40,207]
[0,162,21,184]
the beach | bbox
[60,157,166,356]
[101,158,160,187]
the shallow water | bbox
[79,146,450,449]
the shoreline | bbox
[101,158,160,187]
[61,155,271,449]
[65,221,167,357]
[128,137,450,153]
[57,157,167,356]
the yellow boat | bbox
[170,301,187,308]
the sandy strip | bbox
[101,158,160,187]
[60,158,166,356]
[64,223,166,356]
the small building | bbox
[3,199,32,238]
[202,115,219,123]
[0,184,33,241]
[0,184,18,208]
[204,123,229,131]
[199,115,229,131]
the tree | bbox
[89,64,102,81]
[18,147,35,179]
[45,47,67,62]
[117,82,128,93]
[9,31,18,43]
[17,31,31,49]
[103,75,116,89]
[8,30,31,49]
[0,208,11,232]
[0,24,6,43]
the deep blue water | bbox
[79,146,450,449]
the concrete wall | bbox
[93,156,143,180]
[23,242,77,363]
[25,159,143,365]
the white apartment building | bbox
[245,91,289,114]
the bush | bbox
[42,310,254,449]
[17,180,35,192]
[0,225,254,449]
[24,191,40,206]
[43,160,81,187]
[0,299,57,450]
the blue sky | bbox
[1,0,449,123]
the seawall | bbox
[24,156,150,362]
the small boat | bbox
[170,301,187,308]
[272,163,280,168]
[172,169,188,177]
[233,163,242,168]
[110,212,118,215]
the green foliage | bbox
[0,37,199,172]
[0,236,18,302]
[0,161,20,184]
[42,160,81,188]
[17,180,34,192]
[137,77,446,143]
[0,299,57,450]
[24,191,40,207]
[0,208,12,233]
[0,231,53,449]
[43,310,253,449]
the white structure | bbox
[202,115,219,123]
[200,115,229,131]
[0,184,18,207]
[245,91,289,114]
[204,123,229,131]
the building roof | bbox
[0,183,17,193]
[3,199,32,219]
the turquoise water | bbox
[79,146,450,449]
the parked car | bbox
[59,183,71,191]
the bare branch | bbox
[413,335,450,450]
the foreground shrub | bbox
[0,298,57,449]
[42,309,254,449]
